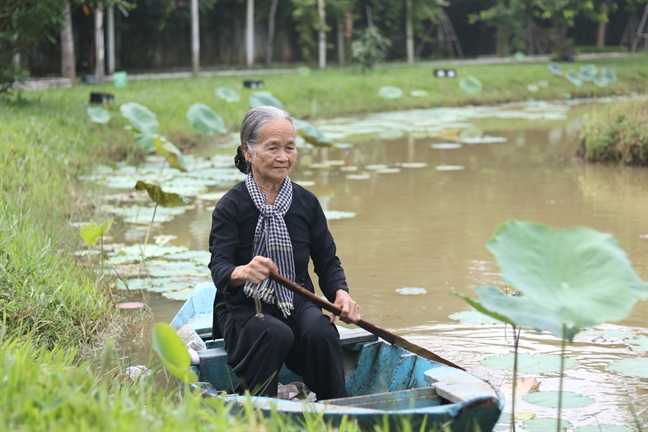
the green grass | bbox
[579,99,648,165]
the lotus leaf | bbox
[378,86,403,99]
[134,180,191,207]
[579,64,598,81]
[565,70,583,87]
[527,84,540,93]
[135,133,157,153]
[186,103,227,135]
[298,66,311,77]
[120,102,159,133]
[346,174,371,180]
[163,289,195,301]
[293,119,333,147]
[448,310,504,325]
[115,278,154,291]
[376,168,401,174]
[395,287,427,295]
[608,357,648,378]
[600,67,617,82]
[594,76,609,87]
[481,352,577,373]
[459,77,483,95]
[215,86,241,103]
[410,90,428,97]
[152,323,198,383]
[249,91,284,109]
[80,220,114,246]
[87,107,111,124]
[537,80,549,88]
[574,425,632,432]
[523,391,594,408]
[548,62,563,76]
[487,221,648,332]
[523,418,572,432]
[153,136,188,172]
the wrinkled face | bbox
[244,119,297,185]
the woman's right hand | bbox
[228,256,278,288]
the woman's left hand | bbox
[331,290,361,324]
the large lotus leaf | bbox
[481,352,577,373]
[600,67,617,83]
[523,391,594,408]
[120,102,159,133]
[87,107,110,124]
[548,62,563,76]
[152,323,198,383]
[565,70,583,87]
[608,358,648,378]
[134,181,191,207]
[153,136,188,172]
[215,86,241,103]
[293,119,333,147]
[580,64,598,81]
[249,91,284,109]
[487,221,648,330]
[452,285,581,340]
[594,76,609,87]
[186,103,226,135]
[80,220,114,246]
[378,86,404,99]
[135,133,157,153]
[459,77,483,95]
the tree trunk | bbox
[337,17,345,65]
[94,3,105,79]
[61,0,76,80]
[344,6,353,59]
[318,0,326,69]
[597,3,608,48]
[405,0,414,64]
[552,15,569,59]
[107,5,115,74]
[191,0,200,75]
[266,0,278,65]
[246,0,255,67]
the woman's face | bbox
[244,119,297,185]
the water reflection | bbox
[142,102,646,428]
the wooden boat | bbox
[171,282,505,431]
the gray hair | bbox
[240,106,295,153]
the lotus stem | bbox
[139,203,158,277]
[100,234,104,275]
[557,324,567,431]
[511,325,521,432]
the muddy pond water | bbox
[99,100,647,431]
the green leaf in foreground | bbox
[459,77,483,95]
[153,136,187,172]
[87,107,111,124]
[152,323,198,383]
[293,119,333,147]
[186,103,227,135]
[215,86,241,103]
[378,86,403,99]
[120,102,159,133]
[80,220,115,246]
[481,352,577,373]
[134,181,191,207]
[523,391,594,408]
[487,221,647,331]
[249,91,284,109]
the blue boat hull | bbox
[172,283,504,431]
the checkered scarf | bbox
[243,174,295,317]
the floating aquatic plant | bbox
[378,86,403,99]
[448,310,503,325]
[548,62,563,76]
[523,418,571,432]
[579,64,598,82]
[523,391,594,408]
[120,102,159,133]
[323,211,356,220]
[608,357,648,378]
[431,143,462,150]
[152,323,198,383]
[87,107,110,124]
[481,352,577,374]
[215,86,241,103]
[565,70,583,87]
[600,67,617,83]
[186,103,227,135]
[293,119,333,147]
[153,136,187,172]
[249,91,284,109]
[459,77,483,95]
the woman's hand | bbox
[331,290,362,324]
[229,256,278,288]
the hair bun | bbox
[234,146,250,174]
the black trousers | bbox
[215,289,347,400]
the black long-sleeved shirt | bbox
[208,180,349,314]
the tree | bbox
[469,0,529,56]
[60,0,75,81]
[0,0,67,92]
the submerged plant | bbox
[453,220,647,430]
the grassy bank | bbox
[579,99,648,166]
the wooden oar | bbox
[269,272,465,371]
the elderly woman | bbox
[208,106,361,400]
